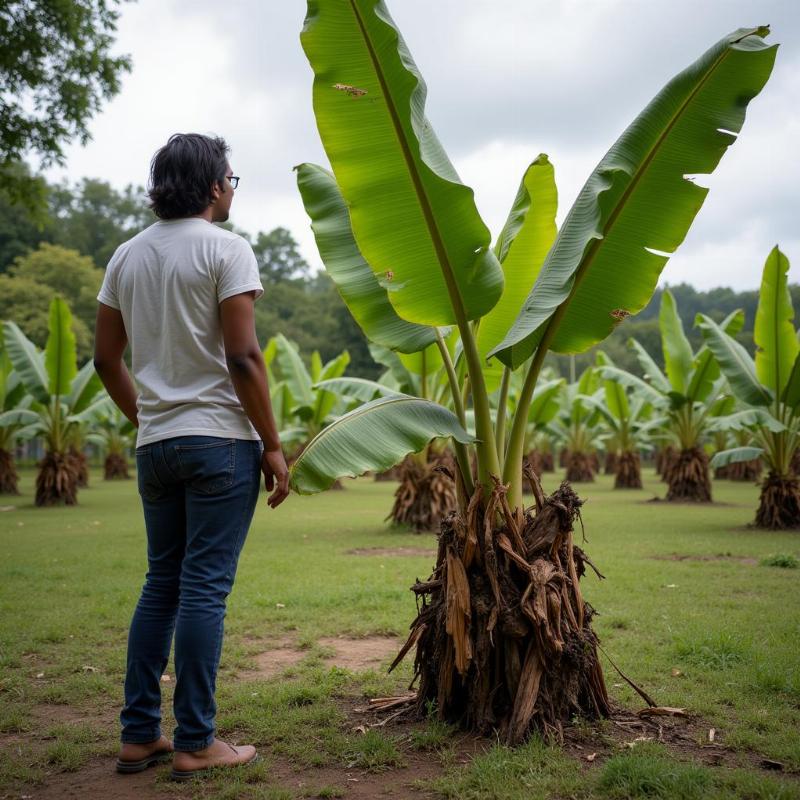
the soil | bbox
[346,547,437,558]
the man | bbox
[94,132,289,781]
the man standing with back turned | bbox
[94,133,289,780]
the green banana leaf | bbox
[754,247,797,396]
[310,351,323,383]
[2,321,49,404]
[660,290,694,394]
[315,377,399,403]
[528,379,565,426]
[628,338,670,393]
[45,297,77,397]
[599,366,666,408]
[696,314,772,406]
[782,351,800,409]
[490,27,777,367]
[368,343,417,395]
[706,407,785,433]
[301,0,504,326]
[0,409,39,427]
[596,351,629,422]
[68,360,104,414]
[274,334,314,408]
[290,394,475,494]
[686,308,744,403]
[477,155,558,373]
[710,446,764,468]
[311,350,351,426]
[295,163,438,353]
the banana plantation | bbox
[2,2,799,796]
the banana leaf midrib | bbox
[531,31,751,361]
[348,0,469,322]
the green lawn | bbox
[0,466,798,798]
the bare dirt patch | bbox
[650,553,757,565]
[319,636,404,672]
[237,637,306,680]
[345,547,436,558]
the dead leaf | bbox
[35,672,44,679]
[161,674,172,682]
[276,603,286,609]
[586,752,597,762]
[638,706,687,719]
[81,665,98,673]
[761,759,784,771]
[0,505,15,512]
[670,668,682,677]
[708,728,716,743]
[664,584,677,588]
[353,725,366,735]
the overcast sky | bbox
[47,0,799,291]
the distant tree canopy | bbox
[0,1,131,217]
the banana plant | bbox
[85,399,136,480]
[601,291,744,501]
[2,298,103,506]
[0,332,36,494]
[584,352,661,488]
[293,0,776,743]
[265,334,351,456]
[697,247,800,529]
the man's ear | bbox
[210,180,223,201]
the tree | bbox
[0,1,131,215]
[0,244,102,359]
[0,163,52,268]
[291,1,775,743]
[252,226,311,283]
[49,178,153,268]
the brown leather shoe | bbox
[116,735,173,774]
[171,739,258,781]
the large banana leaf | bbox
[528,378,565,426]
[660,290,693,394]
[45,297,77,397]
[706,407,785,433]
[599,366,666,408]
[696,314,772,406]
[754,247,797,396]
[2,321,48,404]
[490,27,777,367]
[596,351,629,422]
[301,0,504,326]
[477,155,558,370]
[782,352,800,409]
[295,163,439,354]
[0,409,39,428]
[290,395,474,493]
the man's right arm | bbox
[220,292,289,508]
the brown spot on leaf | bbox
[333,83,367,97]
[385,270,394,281]
[610,309,630,322]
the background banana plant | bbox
[85,399,136,480]
[697,247,800,529]
[0,333,36,495]
[2,298,103,506]
[601,291,743,501]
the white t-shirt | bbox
[97,218,264,446]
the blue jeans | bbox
[121,436,262,751]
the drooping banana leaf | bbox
[301,0,504,326]
[696,314,772,406]
[68,359,104,414]
[596,351,629,422]
[274,334,314,408]
[599,366,666,408]
[706,407,785,433]
[628,338,670,393]
[2,321,49,404]
[490,27,777,367]
[710,446,764,468]
[754,246,797,396]
[290,395,474,493]
[295,163,439,353]
[686,308,744,403]
[311,350,351,426]
[315,377,399,404]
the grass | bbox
[1,466,799,798]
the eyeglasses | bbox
[227,175,240,189]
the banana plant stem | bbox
[495,367,511,464]
[435,330,474,497]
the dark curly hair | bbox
[147,133,230,219]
